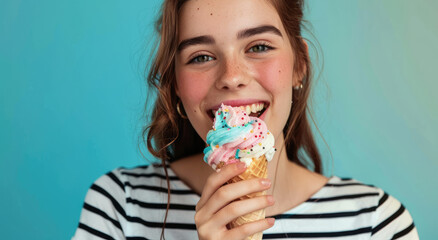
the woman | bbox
[73,0,419,239]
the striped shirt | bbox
[72,164,419,239]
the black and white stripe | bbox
[73,165,418,239]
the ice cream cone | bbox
[217,155,268,240]
[204,104,276,240]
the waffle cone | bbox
[217,155,268,240]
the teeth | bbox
[245,103,265,115]
[258,103,264,112]
[245,105,251,115]
[213,103,265,117]
[250,104,257,113]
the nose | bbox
[215,57,251,91]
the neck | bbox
[263,133,329,216]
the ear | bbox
[175,83,180,97]
[294,38,309,86]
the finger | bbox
[226,217,275,240]
[212,195,275,226]
[200,177,271,221]
[196,162,247,211]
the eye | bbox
[248,43,274,53]
[188,55,215,64]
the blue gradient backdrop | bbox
[1,0,436,239]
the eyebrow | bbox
[237,25,283,40]
[177,25,283,52]
[177,36,215,52]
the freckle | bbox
[279,70,281,73]
[197,8,199,10]
[194,110,196,112]
[210,13,213,16]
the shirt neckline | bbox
[157,164,339,214]
[270,176,339,216]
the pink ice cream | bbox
[203,104,276,170]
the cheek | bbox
[176,70,213,141]
[176,70,211,106]
[254,55,293,93]
[253,54,294,137]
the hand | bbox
[195,162,275,240]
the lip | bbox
[206,99,270,122]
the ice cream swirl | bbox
[203,104,276,170]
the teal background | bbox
[0,0,436,239]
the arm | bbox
[72,170,127,240]
[371,191,419,239]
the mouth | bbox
[207,101,269,121]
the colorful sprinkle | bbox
[235,149,241,159]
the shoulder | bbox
[83,164,180,208]
[321,176,382,203]
[110,164,174,187]
[325,176,419,239]
[73,164,172,239]
[84,164,167,201]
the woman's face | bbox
[175,0,300,142]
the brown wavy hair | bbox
[140,0,323,239]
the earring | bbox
[293,83,303,90]
[176,101,188,119]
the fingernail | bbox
[261,179,271,186]
[267,218,275,225]
[267,195,275,204]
